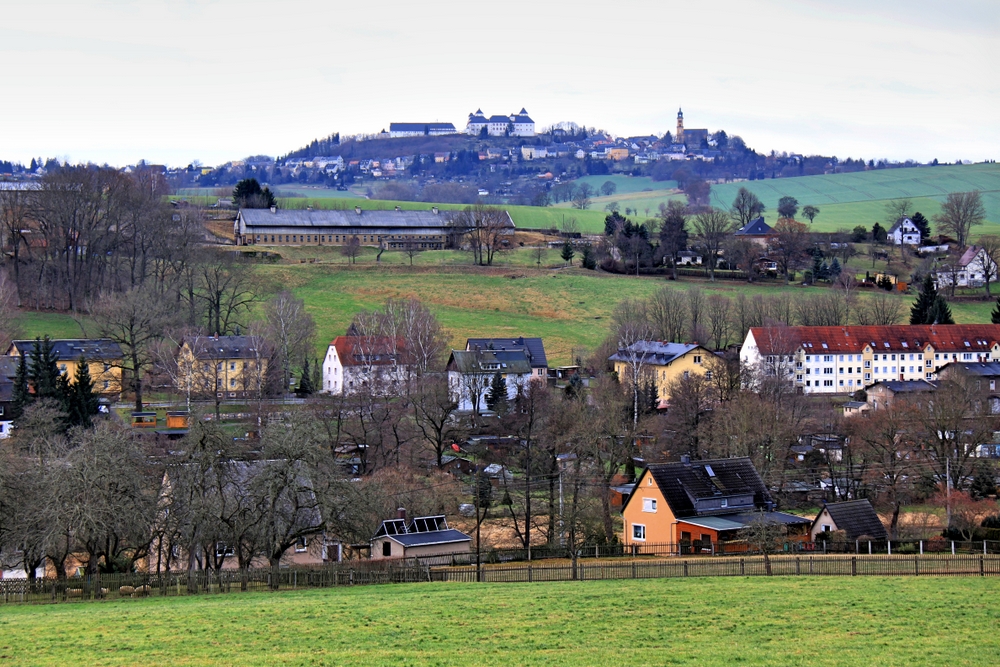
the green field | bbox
[13,256,997,364]
[572,163,1000,235]
[0,577,997,666]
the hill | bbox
[1,577,996,666]
[571,163,1000,235]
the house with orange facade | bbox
[622,457,811,554]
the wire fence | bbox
[3,545,999,607]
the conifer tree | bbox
[9,353,30,420]
[910,274,954,324]
[296,357,314,397]
[28,336,62,400]
[67,356,100,429]
[311,357,322,394]
[486,371,507,412]
[561,239,575,266]
[991,295,1000,324]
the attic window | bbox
[965,341,971,347]
[901,342,908,348]
[883,342,890,348]
[821,343,828,349]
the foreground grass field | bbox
[1,577,997,666]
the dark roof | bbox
[447,349,532,375]
[633,458,773,519]
[466,337,547,368]
[870,380,939,393]
[8,339,123,361]
[941,361,1000,378]
[734,217,774,236]
[487,115,512,123]
[387,529,471,547]
[608,341,704,366]
[887,217,914,235]
[372,514,471,548]
[238,207,514,233]
[184,335,265,360]
[389,122,456,132]
[816,500,887,541]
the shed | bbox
[371,513,471,560]
[810,499,887,542]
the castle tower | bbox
[676,107,684,145]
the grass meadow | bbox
[0,577,996,666]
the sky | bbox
[2,0,997,168]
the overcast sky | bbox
[2,0,997,167]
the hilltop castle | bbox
[466,108,535,137]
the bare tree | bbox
[647,286,687,343]
[0,270,22,353]
[976,234,1000,296]
[450,204,512,266]
[794,293,847,326]
[691,208,734,281]
[705,294,732,350]
[411,375,461,468]
[571,183,593,210]
[93,284,178,411]
[340,235,361,264]
[686,287,706,342]
[197,253,258,335]
[854,292,904,325]
[400,239,423,266]
[0,188,32,307]
[730,187,765,228]
[768,219,810,282]
[884,198,913,222]
[264,291,316,397]
[935,191,986,248]
[737,512,785,575]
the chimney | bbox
[432,206,439,214]
[269,205,276,213]
[396,507,406,520]
[680,454,691,464]
[355,205,362,215]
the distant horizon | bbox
[2,0,996,167]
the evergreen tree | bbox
[910,275,954,324]
[296,357,314,397]
[829,257,842,279]
[311,357,322,394]
[29,336,62,400]
[486,371,507,412]
[66,356,99,429]
[10,353,30,420]
[910,212,932,241]
[560,239,575,265]
[991,295,1000,324]
[871,222,887,244]
[811,255,823,282]
[581,245,596,270]
[926,297,954,325]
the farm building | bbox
[810,500,887,542]
[388,122,457,138]
[235,206,513,249]
[371,512,471,560]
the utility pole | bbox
[558,467,565,548]
[946,456,952,529]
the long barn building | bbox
[235,206,512,249]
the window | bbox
[229,379,236,387]
[705,371,713,380]
[991,380,996,391]
[103,363,110,372]
[823,355,833,362]
[103,380,109,390]
[643,498,657,513]
[823,368,833,374]
[382,542,391,557]
[822,524,831,532]
[823,380,834,387]
[295,536,308,553]
[230,362,237,371]
[865,373,871,381]
[865,360,871,369]
[693,355,702,364]
[632,524,646,541]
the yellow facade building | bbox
[6,339,123,398]
[609,341,715,400]
[176,335,269,399]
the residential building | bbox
[175,335,269,400]
[740,325,1000,395]
[322,335,411,395]
[371,512,471,560]
[841,400,870,417]
[388,122,457,138]
[609,341,715,401]
[606,147,629,161]
[465,337,548,382]
[621,457,811,552]
[933,246,997,289]
[0,356,16,438]
[866,380,938,410]
[937,360,1000,413]
[6,339,123,398]
[520,146,549,160]
[810,500,887,542]
[446,349,533,412]
[235,206,515,248]
[886,217,921,245]
[733,216,775,246]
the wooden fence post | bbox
[740,558,745,576]
[914,555,919,576]
[683,560,688,577]
[851,556,857,576]
[981,555,985,577]
[795,557,800,575]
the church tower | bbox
[675,108,685,145]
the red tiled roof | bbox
[748,325,1000,355]
[329,336,405,367]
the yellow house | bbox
[609,341,714,400]
[6,339,123,398]
[606,147,630,161]
[176,335,269,400]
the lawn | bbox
[0,577,996,666]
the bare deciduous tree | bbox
[854,292,904,326]
[647,287,687,343]
[935,191,986,247]
[692,208,734,281]
[264,291,316,397]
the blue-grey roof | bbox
[237,207,502,233]
[816,500,887,541]
[677,511,811,532]
[386,529,471,547]
[608,341,701,366]
[8,339,122,361]
[389,122,456,132]
[734,216,773,236]
[943,361,1000,377]
[466,337,547,368]
[870,380,938,393]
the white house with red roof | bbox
[932,246,997,289]
[322,336,411,395]
[740,324,1000,394]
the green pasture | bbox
[1,577,997,666]
[572,173,677,195]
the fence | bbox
[4,549,999,607]
[433,553,1000,583]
